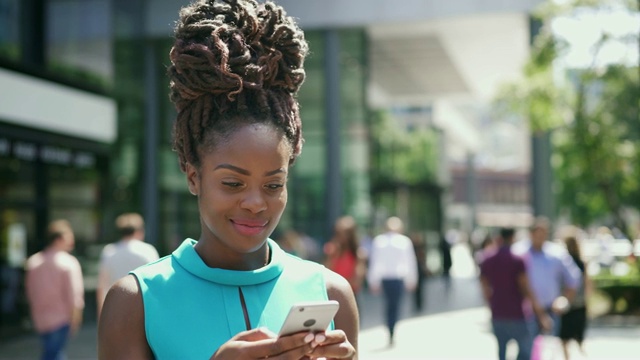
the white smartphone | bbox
[278,300,340,336]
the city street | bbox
[2,243,639,359]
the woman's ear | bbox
[185,162,199,196]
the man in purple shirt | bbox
[480,228,550,360]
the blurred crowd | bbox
[5,210,639,359]
[276,215,639,360]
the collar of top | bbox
[172,238,284,286]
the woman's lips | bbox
[231,219,267,236]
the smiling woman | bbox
[186,124,291,263]
[96,1,358,359]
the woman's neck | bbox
[194,239,270,270]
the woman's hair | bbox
[333,216,359,255]
[559,225,582,259]
[564,235,582,259]
[168,0,308,171]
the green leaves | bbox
[493,0,640,235]
[370,110,439,187]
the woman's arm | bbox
[97,275,153,360]
[323,268,359,359]
[353,248,368,293]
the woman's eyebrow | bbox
[214,164,286,177]
[265,168,286,176]
[214,163,250,175]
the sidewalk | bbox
[358,303,640,359]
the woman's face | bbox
[187,123,291,255]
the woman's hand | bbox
[211,328,325,360]
[304,329,356,360]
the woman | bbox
[324,216,366,295]
[97,1,358,359]
[559,230,589,360]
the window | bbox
[0,0,20,62]
[47,0,113,88]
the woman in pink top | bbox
[25,219,84,360]
[324,216,366,294]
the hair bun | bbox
[169,0,308,109]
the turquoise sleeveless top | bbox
[131,239,330,359]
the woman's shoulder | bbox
[99,274,153,358]
[323,267,353,299]
[108,274,142,302]
[100,275,144,335]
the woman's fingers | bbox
[219,329,354,360]
[306,330,355,359]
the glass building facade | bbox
[0,0,114,336]
[283,29,371,240]
[0,0,441,336]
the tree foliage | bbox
[369,110,439,187]
[493,0,640,236]
[554,66,639,231]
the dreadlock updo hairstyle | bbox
[169,0,308,172]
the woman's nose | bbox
[240,188,267,213]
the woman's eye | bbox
[266,184,284,190]
[222,182,243,188]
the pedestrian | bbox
[594,226,615,269]
[298,231,322,263]
[279,229,322,263]
[475,231,497,265]
[559,228,590,360]
[96,213,159,318]
[97,1,358,359]
[409,232,427,312]
[25,219,84,360]
[439,233,453,290]
[514,217,582,356]
[480,227,551,360]
[277,229,306,258]
[324,215,367,296]
[367,216,418,346]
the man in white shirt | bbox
[96,213,159,318]
[367,216,418,346]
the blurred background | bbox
[0,0,638,349]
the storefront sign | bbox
[74,152,96,168]
[13,141,37,161]
[2,139,97,168]
[40,145,73,165]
